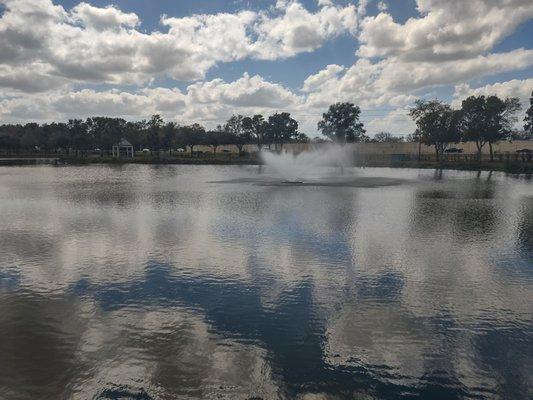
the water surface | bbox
[0,165,531,399]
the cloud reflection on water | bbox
[0,165,532,399]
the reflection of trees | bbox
[517,198,533,255]
[452,201,497,240]
[466,182,495,199]
[410,184,498,240]
[410,195,453,236]
[2,166,532,399]
[60,183,140,208]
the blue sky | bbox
[0,0,532,135]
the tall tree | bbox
[179,123,205,155]
[267,112,298,150]
[161,121,178,153]
[206,130,223,154]
[20,123,41,151]
[460,95,521,161]
[123,120,148,150]
[86,117,126,155]
[50,122,69,154]
[67,119,91,155]
[225,115,251,155]
[147,114,164,155]
[242,114,267,150]
[409,100,461,161]
[317,102,366,144]
[524,90,533,136]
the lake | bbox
[0,165,531,399]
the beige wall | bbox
[194,141,533,156]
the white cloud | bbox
[377,49,533,92]
[452,79,533,106]
[377,1,388,12]
[0,0,365,93]
[358,0,533,61]
[186,73,301,108]
[303,48,533,112]
[0,73,303,125]
[0,64,68,93]
[302,64,344,92]
[365,109,416,136]
[251,1,361,59]
[451,79,533,126]
[71,2,139,31]
[50,89,155,117]
[0,0,532,137]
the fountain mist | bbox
[260,145,352,182]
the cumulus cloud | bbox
[252,1,361,58]
[301,46,533,112]
[358,0,533,60]
[302,64,345,92]
[71,2,139,30]
[303,0,533,133]
[0,0,364,93]
[365,109,415,136]
[0,73,303,125]
[451,79,533,125]
[452,79,533,106]
[186,73,300,108]
[304,58,418,109]
[0,0,532,136]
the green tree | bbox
[86,117,126,156]
[460,95,521,161]
[161,121,178,154]
[67,119,91,155]
[242,114,268,150]
[49,122,69,154]
[225,115,251,155]
[39,123,53,153]
[147,114,164,155]
[179,123,205,156]
[123,120,148,151]
[20,123,41,152]
[317,102,366,144]
[409,100,461,161]
[295,132,310,143]
[206,130,223,154]
[372,132,404,143]
[524,91,533,136]
[267,112,298,150]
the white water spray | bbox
[260,145,352,182]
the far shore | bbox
[1,154,531,174]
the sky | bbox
[0,0,532,137]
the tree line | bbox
[409,92,533,161]
[0,112,305,156]
[0,93,531,157]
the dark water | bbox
[0,165,531,400]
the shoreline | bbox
[1,156,531,174]
[60,155,533,174]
